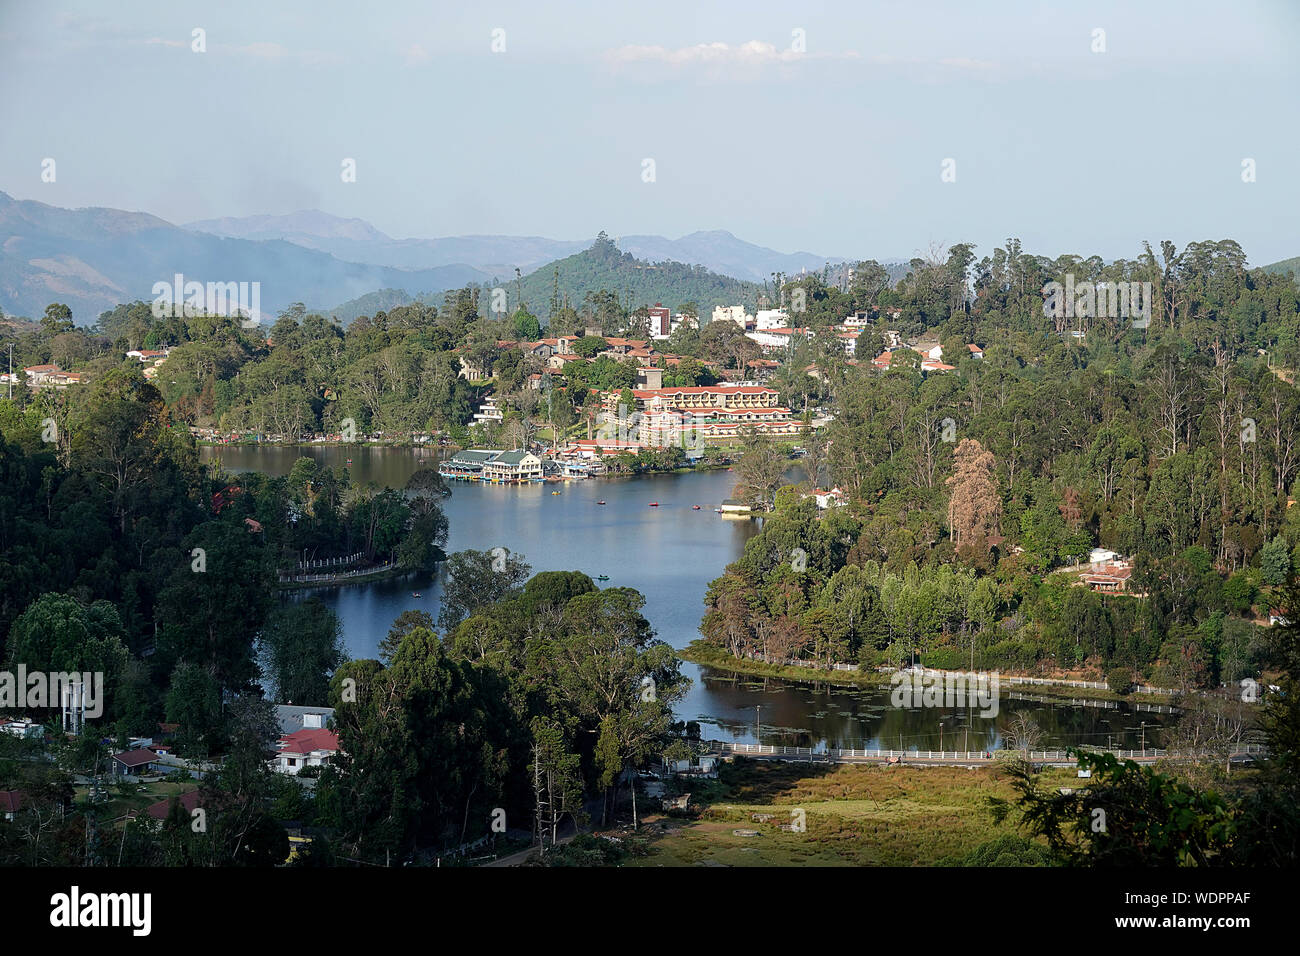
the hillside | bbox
[328,288,427,323]
[506,234,763,319]
[607,229,841,283]
[1261,256,1300,282]
[0,192,490,323]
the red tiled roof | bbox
[0,790,25,813]
[113,749,158,767]
[278,727,339,756]
[144,789,202,821]
[625,385,777,398]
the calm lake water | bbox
[202,444,1170,751]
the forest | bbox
[0,370,446,754]
[698,239,1300,690]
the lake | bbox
[202,444,1170,751]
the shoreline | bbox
[680,640,1177,706]
[277,565,415,590]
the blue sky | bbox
[1,0,1297,265]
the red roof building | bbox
[274,727,340,775]
[142,789,203,821]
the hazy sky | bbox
[2,0,1297,265]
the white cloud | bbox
[236,41,291,60]
[402,43,432,66]
[605,40,857,68]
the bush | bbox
[542,834,628,867]
[1223,571,1256,614]
[1107,667,1132,694]
[921,647,966,670]
[959,834,1053,866]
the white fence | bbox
[278,560,396,584]
[704,741,1268,763]
[290,551,365,572]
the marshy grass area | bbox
[627,757,1066,867]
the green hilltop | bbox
[485,233,764,319]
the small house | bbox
[273,727,340,776]
[111,749,158,777]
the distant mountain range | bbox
[185,210,849,284]
[0,192,865,324]
[0,193,489,324]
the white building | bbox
[273,723,340,776]
[754,308,789,331]
[1089,547,1119,567]
[746,327,806,351]
[0,719,43,739]
[711,305,752,329]
[473,397,504,424]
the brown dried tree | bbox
[946,438,1002,549]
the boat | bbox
[596,575,610,581]
[596,500,606,505]
[692,505,701,510]
[714,508,723,513]
[412,592,421,598]
[551,490,561,495]
[648,502,659,507]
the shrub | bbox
[921,647,966,670]
[959,834,1052,866]
[1106,667,1132,694]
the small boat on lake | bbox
[596,500,606,505]
[412,592,421,598]
[648,502,659,507]
[551,490,561,495]
[596,575,610,581]
[692,505,701,510]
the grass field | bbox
[74,778,198,824]
[626,757,1065,867]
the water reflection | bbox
[202,444,1172,752]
